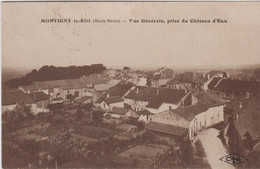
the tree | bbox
[76,105,84,121]
[137,121,145,131]
[92,111,104,123]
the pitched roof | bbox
[214,79,260,96]
[208,77,222,90]
[233,98,260,140]
[94,84,110,92]
[125,87,187,109]
[2,90,34,106]
[104,96,124,104]
[193,91,228,108]
[146,122,187,136]
[21,79,87,91]
[106,80,134,97]
[81,74,109,85]
[108,107,131,115]
[137,110,152,115]
[170,103,208,121]
[29,91,49,101]
[74,96,92,103]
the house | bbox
[95,80,135,108]
[150,92,227,140]
[19,79,88,100]
[212,79,260,99]
[81,74,110,88]
[146,122,188,140]
[29,91,49,110]
[124,86,191,114]
[166,78,193,90]
[99,96,124,110]
[137,110,152,123]
[74,96,92,105]
[224,98,260,155]
[92,84,111,103]
[203,71,226,91]
[2,90,36,113]
[203,71,229,81]
[102,69,121,78]
[105,107,136,125]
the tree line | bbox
[5,64,106,88]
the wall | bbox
[100,101,109,110]
[124,98,148,111]
[2,104,16,113]
[151,112,190,128]
[110,101,124,108]
[36,100,49,109]
[193,105,224,133]
[158,103,178,112]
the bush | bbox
[137,121,145,131]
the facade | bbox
[95,80,135,108]
[211,79,260,100]
[29,91,49,109]
[99,96,124,110]
[2,90,36,113]
[105,107,136,125]
[223,98,260,155]
[19,79,88,100]
[124,86,191,114]
[150,99,225,140]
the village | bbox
[2,65,260,168]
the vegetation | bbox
[5,64,106,88]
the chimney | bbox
[136,87,139,93]
[156,88,159,95]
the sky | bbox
[2,2,260,70]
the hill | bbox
[5,64,106,88]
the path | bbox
[195,128,234,169]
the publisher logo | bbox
[220,153,248,166]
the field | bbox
[118,145,167,159]
[73,124,120,140]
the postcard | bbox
[2,2,260,168]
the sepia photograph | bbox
[1,2,260,169]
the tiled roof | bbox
[208,77,222,90]
[94,84,110,92]
[2,90,34,106]
[193,91,228,108]
[108,107,131,115]
[106,80,134,97]
[125,87,187,109]
[21,79,87,91]
[136,110,152,115]
[233,98,260,140]
[104,96,124,104]
[29,91,49,101]
[214,79,260,96]
[81,74,109,85]
[170,103,208,122]
[74,96,92,103]
[146,122,187,136]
